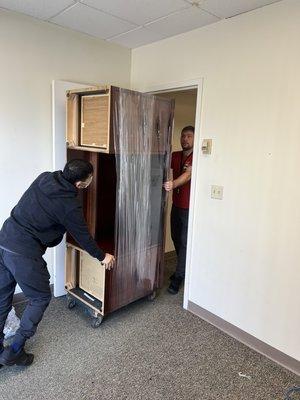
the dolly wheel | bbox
[91,316,103,328]
[67,298,76,309]
[147,290,157,301]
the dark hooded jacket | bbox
[0,171,105,261]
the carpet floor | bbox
[0,256,299,400]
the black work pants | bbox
[170,205,189,280]
[0,248,51,346]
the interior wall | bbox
[0,10,131,288]
[159,91,197,253]
[131,0,300,361]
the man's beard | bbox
[182,144,193,151]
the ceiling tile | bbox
[81,0,190,25]
[50,3,137,39]
[108,27,167,48]
[145,6,219,37]
[0,0,76,20]
[198,0,282,19]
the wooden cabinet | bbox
[65,85,174,325]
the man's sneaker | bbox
[0,346,34,367]
[168,276,183,294]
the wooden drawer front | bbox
[81,94,109,149]
[79,253,105,302]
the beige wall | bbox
[131,0,300,361]
[0,10,131,283]
[159,91,197,253]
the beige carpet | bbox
[0,257,299,400]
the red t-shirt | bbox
[171,151,193,209]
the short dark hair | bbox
[63,159,93,184]
[181,126,195,134]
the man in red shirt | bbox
[163,126,194,294]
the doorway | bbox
[147,82,202,308]
[158,89,197,254]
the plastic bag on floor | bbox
[4,307,20,339]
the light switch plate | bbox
[211,185,223,200]
[202,139,212,154]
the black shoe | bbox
[168,276,183,295]
[0,344,3,369]
[169,273,176,281]
[0,346,34,367]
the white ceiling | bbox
[0,0,282,48]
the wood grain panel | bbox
[85,152,98,237]
[79,252,105,302]
[65,246,79,290]
[81,95,109,149]
[66,93,79,147]
[104,245,160,314]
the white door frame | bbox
[144,78,204,309]
[52,80,91,297]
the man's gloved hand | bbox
[101,253,115,270]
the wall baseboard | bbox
[187,300,300,376]
[13,284,55,305]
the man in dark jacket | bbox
[0,159,114,367]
